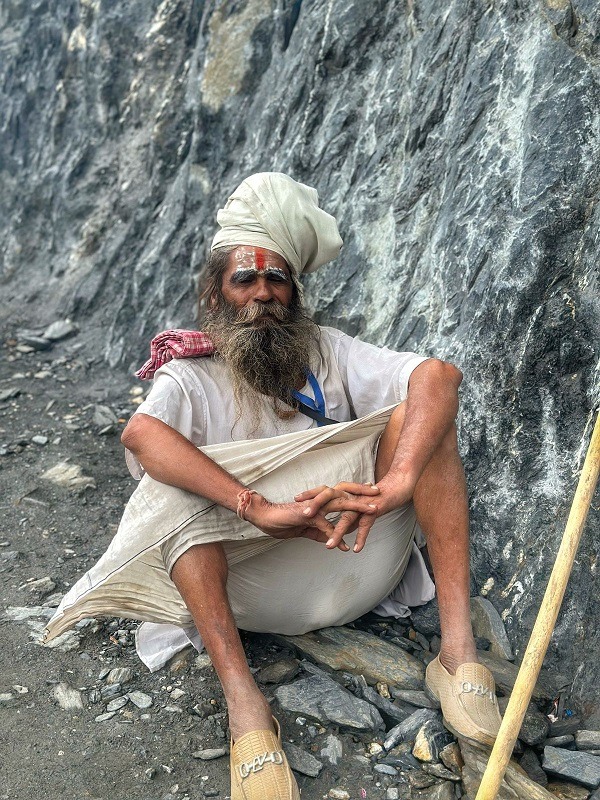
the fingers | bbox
[319,497,378,516]
[352,511,378,553]
[324,511,358,550]
[294,482,379,503]
[301,526,350,552]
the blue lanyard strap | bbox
[291,370,326,421]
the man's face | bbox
[220,246,294,313]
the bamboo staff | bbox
[475,409,600,800]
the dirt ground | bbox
[0,330,399,800]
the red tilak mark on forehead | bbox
[254,250,266,271]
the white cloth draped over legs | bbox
[43,405,435,670]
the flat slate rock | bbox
[280,626,424,689]
[461,739,556,800]
[498,698,550,746]
[543,746,600,789]
[576,731,600,751]
[275,674,383,731]
[283,742,323,777]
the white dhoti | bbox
[44,405,435,670]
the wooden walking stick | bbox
[475,409,600,800]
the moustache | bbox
[233,301,291,325]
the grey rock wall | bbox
[1,0,599,713]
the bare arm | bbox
[375,358,463,513]
[296,358,463,549]
[121,413,378,547]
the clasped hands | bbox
[244,475,416,553]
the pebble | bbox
[194,653,212,670]
[164,705,183,713]
[95,711,116,722]
[52,683,84,711]
[41,461,96,490]
[31,435,49,445]
[128,690,153,709]
[21,576,56,595]
[144,768,157,780]
[520,746,548,786]
[106,667,134,685]
[439,742,463,774]
[43,320,78,341]
[328,790,350,800]
[101,683,122,699]
[320,733,343,765]
[34,371,52,379]
[203,790,219,798]
[412,719,453,762]
[192,748,227,761]
[423,762,462,781]
[373,764,397,775]
[12,685,28,694]
[106,696,129,712]
[0,387,20,401]
[386,790,400,800]
[98,667,111,680]
[0,693,14,703]
[170,688,186,700]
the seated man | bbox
[88,173,504,799]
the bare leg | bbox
[170,542,274,741]
[376,403,477,674]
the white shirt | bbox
[133,326,429,448]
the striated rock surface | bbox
[1,1,599,709]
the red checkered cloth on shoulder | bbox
[135,329,215,380]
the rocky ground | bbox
[1,322,600,800]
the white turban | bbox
[211,173,343,274]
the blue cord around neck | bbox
[291,370,326,424]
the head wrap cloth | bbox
[211,173,343,276]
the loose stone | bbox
[101,683,122,699]
[95,711,116,722]
[52,683,84,711]
[546,781,593,800]
[106,696,129,712]
[391,689,439,710]
[328,790,350,800]
[547,735,576,747]
[256,658,300,684]
[383,708,441,751]
[192,748,227,761]
[283,742,323,777]
[170,688,186,700]
[0,693,15,703]
[439,742,464,774]
[320,734,343,765]
[43,320,78,341]
[423,762,462,781]
[519,747,548,786]
[128,690,153,709]
[31,435,48,445]
[386,790,400,800]
[373,764,397,775]
[543,746,600,789]
[106,667,134,685]
[577,732,600,751]
[275,673,383,731]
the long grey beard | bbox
[204,299,320,425]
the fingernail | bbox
[327,538,334,547]
[372,485,378,490]
[303,507,312,515]
[368,504,376,508]
[353,544,359,552]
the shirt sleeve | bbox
[325,328,430,418]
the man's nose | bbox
[252,277,276,302]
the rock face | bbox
[1,1,599,707]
